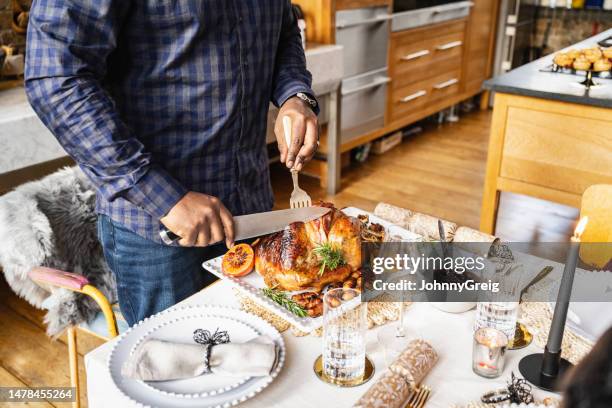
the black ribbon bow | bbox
[193,328,230,373]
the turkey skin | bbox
[254,204,361,292]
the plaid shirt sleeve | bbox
[24,0,187,220]
[271,1,319,114]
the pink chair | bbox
[28,266,121,408]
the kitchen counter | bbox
[479,31,612,235]
[484,29,612,109]
[0,87,67,177]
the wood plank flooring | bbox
[0,109,579,407]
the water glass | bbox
[474,302,519,343]
[322,288,367,386]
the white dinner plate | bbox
[203,207,421,332]
[108,305,285,408]
[136,315,258,398]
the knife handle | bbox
[159,228,181,245]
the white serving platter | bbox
[203,207,422,333]
[108,305,285,408]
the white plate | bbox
[108,305,285,408]
[136,315,258,398]
[203,207,421,332]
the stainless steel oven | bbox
[340,68,390,143]
[336,6,391,143]
[393,0,468,13]
[391,0,473,32]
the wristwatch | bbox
[295,92,318,111]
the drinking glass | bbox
[474,262,523,343]
[376,230,416,364]
[474,302,519,343]
[322,288,367,386]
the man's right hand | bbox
[160,192,234,248]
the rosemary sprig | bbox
[262,288,308,318]
[313,242,345,276]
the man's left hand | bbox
[275,96,318,172]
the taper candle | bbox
[546,217,589,354]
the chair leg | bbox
[67,327,81,408]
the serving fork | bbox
[404,385,431,408]
[283,115,312,208]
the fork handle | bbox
[291,168,299,188]
[282,115,293,158]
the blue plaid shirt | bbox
[25,0,315,243]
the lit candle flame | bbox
[573,216,589,239]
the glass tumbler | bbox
[322,288,367,386]
[472,327,508,378]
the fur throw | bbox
[0,166,116,336]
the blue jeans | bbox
[97,215,223,326]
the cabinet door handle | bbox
[433,78,459,89]
[400,90,427,103]
[400,50,430,61]
[436,40,462,51]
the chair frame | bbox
[29,267,119,408]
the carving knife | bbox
[159,206,330,245]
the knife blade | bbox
[159,206,330,245]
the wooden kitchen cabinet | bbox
[389,19,465,89]
[292,0,500,184]
[389,69,461,124]
[387,19,466,125]
[462,0,500,95]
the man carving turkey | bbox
[25,0,318,325]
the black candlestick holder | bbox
[518,347,572,391]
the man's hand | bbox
[160,192,234,248]
[275,96,318,171]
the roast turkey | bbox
[254,203,361,291]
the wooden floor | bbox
[0,109,579,407]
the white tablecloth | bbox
[85,280,557,408]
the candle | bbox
[546,217,589,353]
[473,327,508,378]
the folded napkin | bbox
[122,334,277,381]
[353,339,438,408]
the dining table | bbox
[85,279,559,408]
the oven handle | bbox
[432,1,474,15]
[336,14,392,30]
[341,76,391,96]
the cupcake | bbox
[553,53,573,68]
[566,49,581,59]
[583,47,603,63]
[573,57,592,71]
[593,58,612,72]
